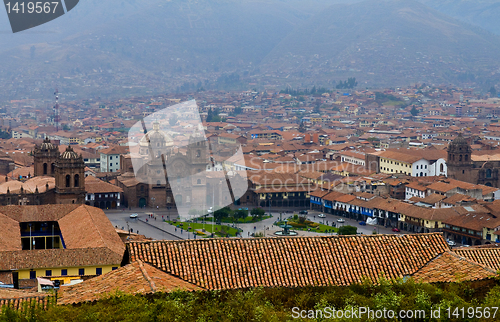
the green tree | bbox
[338,225,357,235]
[214,207,232,223]
[410,106,419,116]
[231,106,243,116]
[250,207,265,220]
[489,86,497,97]
[298,121,306,133]
[233,209,248,221]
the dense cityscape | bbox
[2,0,500,321]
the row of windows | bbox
[381,159,410,167]
[381,167,411,175]
[86,193,120,200]
[30,267,118,279]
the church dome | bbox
[61,145,79,159]
[40,137,55,151]
[451,133,468,146]
[139,121,174,149]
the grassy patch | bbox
[277,220,337,234]
[166,221,240,237]
[201,215,271,224]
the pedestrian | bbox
[181,230,183,234]
[155,217,156,221]
[175,228,177,232]
[137,230,139,234]
[146,219,148,223]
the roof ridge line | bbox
[81,204,110,253]
[137,260,157,292]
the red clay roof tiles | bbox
[58,260,201,305]
[127,233,450,290]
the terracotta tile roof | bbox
[442,193,477,205]
[58,260,201,305]
[454,248,500,271]
[0,288,53,311]
[0,205,125,270]
[0,288,49,300]
[412,251,497,283]
[127,233,450,290]
[84,176,123,194]
[0,248,123,271]
[419,194,446,204]
[443,212,500,231]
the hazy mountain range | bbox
[1,0,500,99]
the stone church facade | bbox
[447,134,500,188]
[0,137,85,205]
[117,121,244,213]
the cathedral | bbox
[0,137,85,205]
[447,134,500,187]
[117,121,243,215]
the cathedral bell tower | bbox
[34,137,59,177]
[447,133,473,182]
[55,145,85,204]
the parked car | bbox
[392,227,400,232]
[359,221,366,226]
[337,218,345,223]
[318,213,326,218]
[447,240,456,246]
[129,213,138,219]
[299,210,308,215]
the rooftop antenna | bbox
[54,88,60,131]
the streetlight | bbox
[208,206,213,237]
[268,193,272,217]
[151,197,156,217]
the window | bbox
[74,174,79,188]
[440,163,444,172]
[79,268,85,276]
[459,155,462,161]
[61,269,67,276]
[110,156,113,160]
[65,175,70,187]
[96,268,102,275]
[112,267,118,271]
[425,165,427,169]
[43,163,47,175]
[196,150,201,158]
[51,163,55,174]
[30,270,36,279]
[197,179,201,184]
[45,270,52,277]
[465,154,469,161]
[486,169,492,178]
[157,180,161,186]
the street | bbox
[104,207,401,241]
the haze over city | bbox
[1,1,500,321]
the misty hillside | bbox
[260,0,500,88]
[419,0,500,36]
[1,0,500,99]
